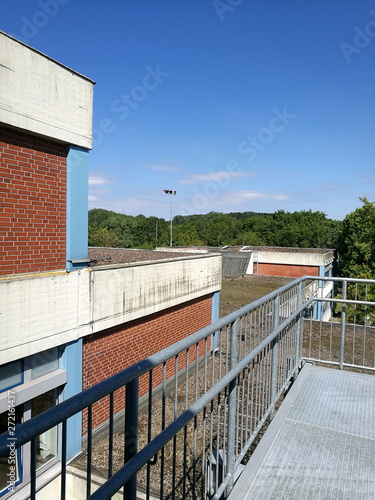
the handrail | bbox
[89,296,314,499]
[0,276,306,456]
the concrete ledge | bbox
[0,255,222,364]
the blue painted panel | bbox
[61,339,83,459]
[66,146,89,270]
[212,291,220,323]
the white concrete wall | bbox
[155,247,210,254]
[320,280,333,298]
[0,32,94,149]
[245,252,254,274]
[257,250,334,267]
[0,255,222,365]
[90,256,221,331]
[28,467,124,500]
[65,469,124,500]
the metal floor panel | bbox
[228,363,375,500]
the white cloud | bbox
[88,195,168,217]
[178,171,256,184]
[89,175,110,186]
[227,191,288,201]
[145,163,180,172]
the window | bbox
[0,348,66,497]
[0,361,23,393]
[31,348,59,380]
[0,408,22,495]
[32,389,59,469]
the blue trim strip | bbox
[66,146,89,270]
[60,340,83,459]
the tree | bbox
[87,208,342,251]
[88,223,120,247]
[336,198,375,325]
[337,197,375,278]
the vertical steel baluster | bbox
[86,405,92,498]
[225,319,238,496]
[172,356,178,499]
[124,379,139,500]
[108,393,114,479]
[340,281,347,369]
[61,419,67,500]
[269,295,280,419]
[30,437,36,500]
[160,363,166,499]
[146,370,154,500]
[295,282,303,371]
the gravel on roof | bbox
[88,247,196,266]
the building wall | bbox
[82,294,213,430]
[0,126,67,275]
[258,263,319,278]
[0,32,94,150]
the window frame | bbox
[0,349,67,498]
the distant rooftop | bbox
[221,245,335,254]
[161,245,335,255]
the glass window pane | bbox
[0,360,22,393]
[31,389,58,469]
[31,348,59,379]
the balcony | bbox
[0,276,374,499]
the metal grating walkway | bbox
[228,363,375,500]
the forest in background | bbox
[89,209,341,250]
[88,198,375,279]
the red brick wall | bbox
[0,126,67,275]
[257,263,319,278]
[82,294,213,431]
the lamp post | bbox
[163,189,176,247]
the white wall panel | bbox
[0,255,222,364]
[0,32,94,149]
[258,250,334,267]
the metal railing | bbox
[0,276,374,499]
[303,276,375,371]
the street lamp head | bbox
[163,189,176,195]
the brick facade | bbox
[257,263,319,278]
[82,294,213,431]
[0,126,67,275]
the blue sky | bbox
[1,1,375,220]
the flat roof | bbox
[230,246,335,254]
[169,246,335,255]
[88,247,199,266]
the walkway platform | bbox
[228,363,375,500]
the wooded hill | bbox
[89,208,342,251]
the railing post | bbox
[339,280,347,370]
[294,282,303,370]
[225,319,238,497]
[269,295,280,420]
[124,378,139,500]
